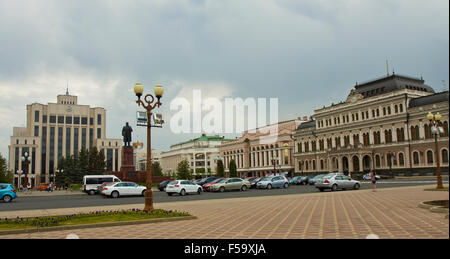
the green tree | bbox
[229,159,237,178]
[0,153,12,183]
[151,161,163,177]
[55,157,67,188]
[176,159,192,180]
[88,147,106,175]
[216,160,224,177]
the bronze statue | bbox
[122,122,133,146]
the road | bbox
[0,177,448,212]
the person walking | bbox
[27,182,32,194]
[370,170,377,192]
[64,177,70,193]
[22,183,28,194]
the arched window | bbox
[320,160,324,170]
[441,121,449,137]
[399,153,405,166]
[305,161,309,170]
[375,155,381,168]
[427,150,434,165]
[424,124,432,139]
[442,149,449,164]
[413,152,420,165]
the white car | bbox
[362,174,381,180]
[165,180,203,196]
[101,182,146,198]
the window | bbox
[66,116,72,124]
[411,126,420,140]
[97,128,101,138]
[43,115,47,123]
[395,105,398,113]
[424,124,432,139]
[74,117,80,125]
[58,116,64,124]
[34,126,39,137]
[34,110,40,122]
[81,117,88,125]
[442,121,449,137]
[97,114,102,125]
[399,153,405,166]
[442,149,449,164]
[50,116,56,123]
[399,104,403,112]
[427,150,434,165]
[413,152,420,165]
[397,128,405,142]
[375,155,381,168]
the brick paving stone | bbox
[1,185,448,239]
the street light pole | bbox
[134,82,164,211]
[21,152,31,189]
[427,112,444,189]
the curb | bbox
[419,201,449,215]
[0,215,197,236]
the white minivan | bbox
[83,175,121,195]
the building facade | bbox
[8,92,122,187]
[219,118,308,178]
[160,134,234,177]
[133,142,161,171]
[293,74,449,176]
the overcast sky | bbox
[0,0,448,160]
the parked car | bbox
[289,176,303,185]
[210,178,251,192]
[0,184,17,203]
[97,182,114,193]
[203,178,225,192]
[315,174,361,192]
[37,183,50,191]
[165,180,203,196]
[308,174,329,185]
[299,176,310,185]
[248,177,261,189]
[197,177,221,187]
[362,174,381,181]
[157,180,172,191]
[83,175,121,195]
[256,176,289,190]
[101,182,146,198]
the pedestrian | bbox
[27,182,32,194]
[370,170,377,192]
[50,181,54,192]
[64,177,70,193]
[22,183,28,194]
[348,172,352,179]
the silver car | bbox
[315,174,361,192]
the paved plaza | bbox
[1,185,448,239]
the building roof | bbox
[409,91,449,108]
[170,134,235,148]
[296,120,316,130]
[355,74,435,98]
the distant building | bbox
[219,118,309,178]
[133,142,161,171]
[160,134,234,177]
[293,74,449,175]
[8,92,121,187]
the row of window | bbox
[34,111,102,125]
[317,104,405,128]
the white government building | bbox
[8,91,122,187]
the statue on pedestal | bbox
[122,122,133,147]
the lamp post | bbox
[272,155,279,176]
[21,152,31,189]
[387,151,396,177]
[427,112,444,189]
[134,81,164,211]
[16,170,23,189]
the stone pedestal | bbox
[121,146,135,175]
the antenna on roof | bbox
[66,79,69,95]
[386,60,389,76]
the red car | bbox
[203,178,225,192]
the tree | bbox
[216,160,224,177]
[229,159,237,178]
[0,153,12,183]
[176,159,192,180]
[151,161,163,177]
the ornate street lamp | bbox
[427,112,444,189]
[16,170,23,189]
[134,82,164,211]
[272,155,279,176]
[21,152,31,188]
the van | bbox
[83,175,121,195]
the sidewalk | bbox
[1,185,448,239]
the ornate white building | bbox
[293,74,449,176]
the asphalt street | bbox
[1,177,448,212]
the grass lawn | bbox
[424,187,449,191]
[0,209,190,231]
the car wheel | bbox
[331,184,338,192]
[167,193,173,196]
[241,185,247,191]
[197,188,202,195]
[180,189,186,196]
[267,184,272,190]
[318,188,324,192]
[284,183,289,189]
[219,187,225,193]
[88,190,95,195]
[3,195,12,203]
[354,183,360,190]
[111,191,119,198]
